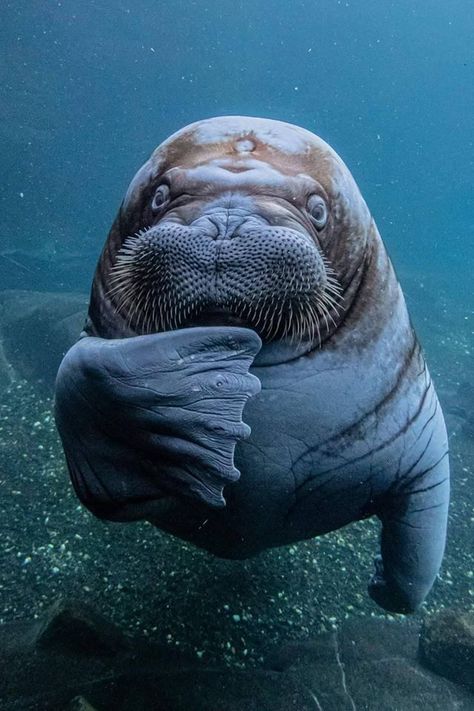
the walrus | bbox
[55,116,450,614]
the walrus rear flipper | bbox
[54,327,261,519]
[369,417,449,613]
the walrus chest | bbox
[224,343,430,542]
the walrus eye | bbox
[307,195,328,229]
[151,184,170,212]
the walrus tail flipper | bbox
[369,430,449,614]
[54,328,261,520]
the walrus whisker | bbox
[273,304,286,340]
[320,290,343,312]
[148,299,157,334]
[143,289,154,332]
[128,293,142,330]
[304,303,319,342]
[320,289,339,304]
[111,287,139,316]
[284,301,294,338]
[322,304,339,330]
[324,284,343,300]
[306,300,329,331]
[252,298,267,332]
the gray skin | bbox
[55,117,450,614]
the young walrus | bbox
[55,116,449,613]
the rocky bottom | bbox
[1,600,473,710]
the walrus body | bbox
[55,117,449,613]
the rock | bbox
[2,605,474,711]
[419,608,474,691]
[81,670,317,711]
[344,657,470,711]
[266,617,474,711]
[0,289,86,391]
[0,603,317,711]
[31,598,130,657]
[265,631,353,709]
[67,697,100,711]
[0,598,199,711]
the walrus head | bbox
[88,117,373,364]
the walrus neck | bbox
[252,338,316,366]
[332,227,406,355]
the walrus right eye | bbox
[151,184,170,212]
[307,194,328,230]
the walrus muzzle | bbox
[107,216,340,344]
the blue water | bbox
[1,1,473,707]
[2,1,472,293]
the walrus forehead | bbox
[122,116,369,228]
[157,117,341,181]
[164,116,333,156]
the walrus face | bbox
[109,191,341,345]
[90,117,372,363]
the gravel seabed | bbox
[0,283,473,669]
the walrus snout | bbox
[107,217,341,343]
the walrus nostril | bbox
[205,215,246,240]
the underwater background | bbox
[0,0,473,707]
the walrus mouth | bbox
[184,307,249,329]
[106,223,342,345]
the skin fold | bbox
[55,117,450,614]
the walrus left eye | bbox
[151,184,170,212]
[307,195,328,229]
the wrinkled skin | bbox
[56,328,261,514]
[55,117,450,614]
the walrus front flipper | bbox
[369,424,449,613]
[54,327,261,519]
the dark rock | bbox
[67,698,100,711]
[1,599,316,710]
[0,599,197,711]
[338,616,419,662]
[2,606,474,711]
[31,599,130,657]
[0,289,86,391]
[265,632,353,709]
[345,657,472,711]
[419,608,474,691]
[83,669,317,711]
[266,617,474,711]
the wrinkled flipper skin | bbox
[369,424,450,613]
[55,327,261,519]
